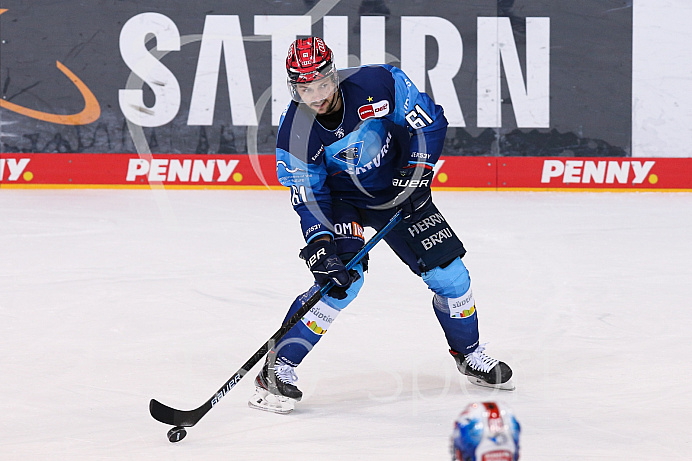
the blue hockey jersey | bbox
[276,64,448,242]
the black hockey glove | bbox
[299,239,354,300]
[392,165,434,222]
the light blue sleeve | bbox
[276,146,334,243]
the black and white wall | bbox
[0,1,687,157]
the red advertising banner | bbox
[1,153,691,191]
[0,153,281,189]
[434,157,692,191]
[495,157,691,191]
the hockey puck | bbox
[167,426,187,443]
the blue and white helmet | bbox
[451,401,521,461]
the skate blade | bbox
[248,387,296,414]
[467,376,516,391]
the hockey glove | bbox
[299,239,354,300]
[393,165,434,222]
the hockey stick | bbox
[149,209,403,435]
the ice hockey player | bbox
[451,401,521,461]
[248,36,513,414]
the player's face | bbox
[295,77,340,115]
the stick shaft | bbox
[150,210,403,427]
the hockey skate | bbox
[248,356,302,414]
[451,344,515,391]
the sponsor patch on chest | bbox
[358,100,390,120]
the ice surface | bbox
[1,189,691,460]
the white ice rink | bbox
[2,189,691,460]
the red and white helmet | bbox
[451,401,521,461]
[286,37,338,101]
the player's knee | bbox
[426,258,477,321]
[322,263,365,310]
[421,257,470,298]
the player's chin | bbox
[309,100,327,113]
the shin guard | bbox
[423,257,480,354]
[275,289,341,366]
[275,263,363,365]
[432,291,479,354]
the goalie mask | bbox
[451,401,521,461]
[286,36,339,103]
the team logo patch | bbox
[333,141,363,166]
[358,100,390,120]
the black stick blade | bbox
[150,399,206,427]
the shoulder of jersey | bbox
[277,101,313,146]
[339,64,393,85]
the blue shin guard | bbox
[422,257,480,354]
[275,264,364,365]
